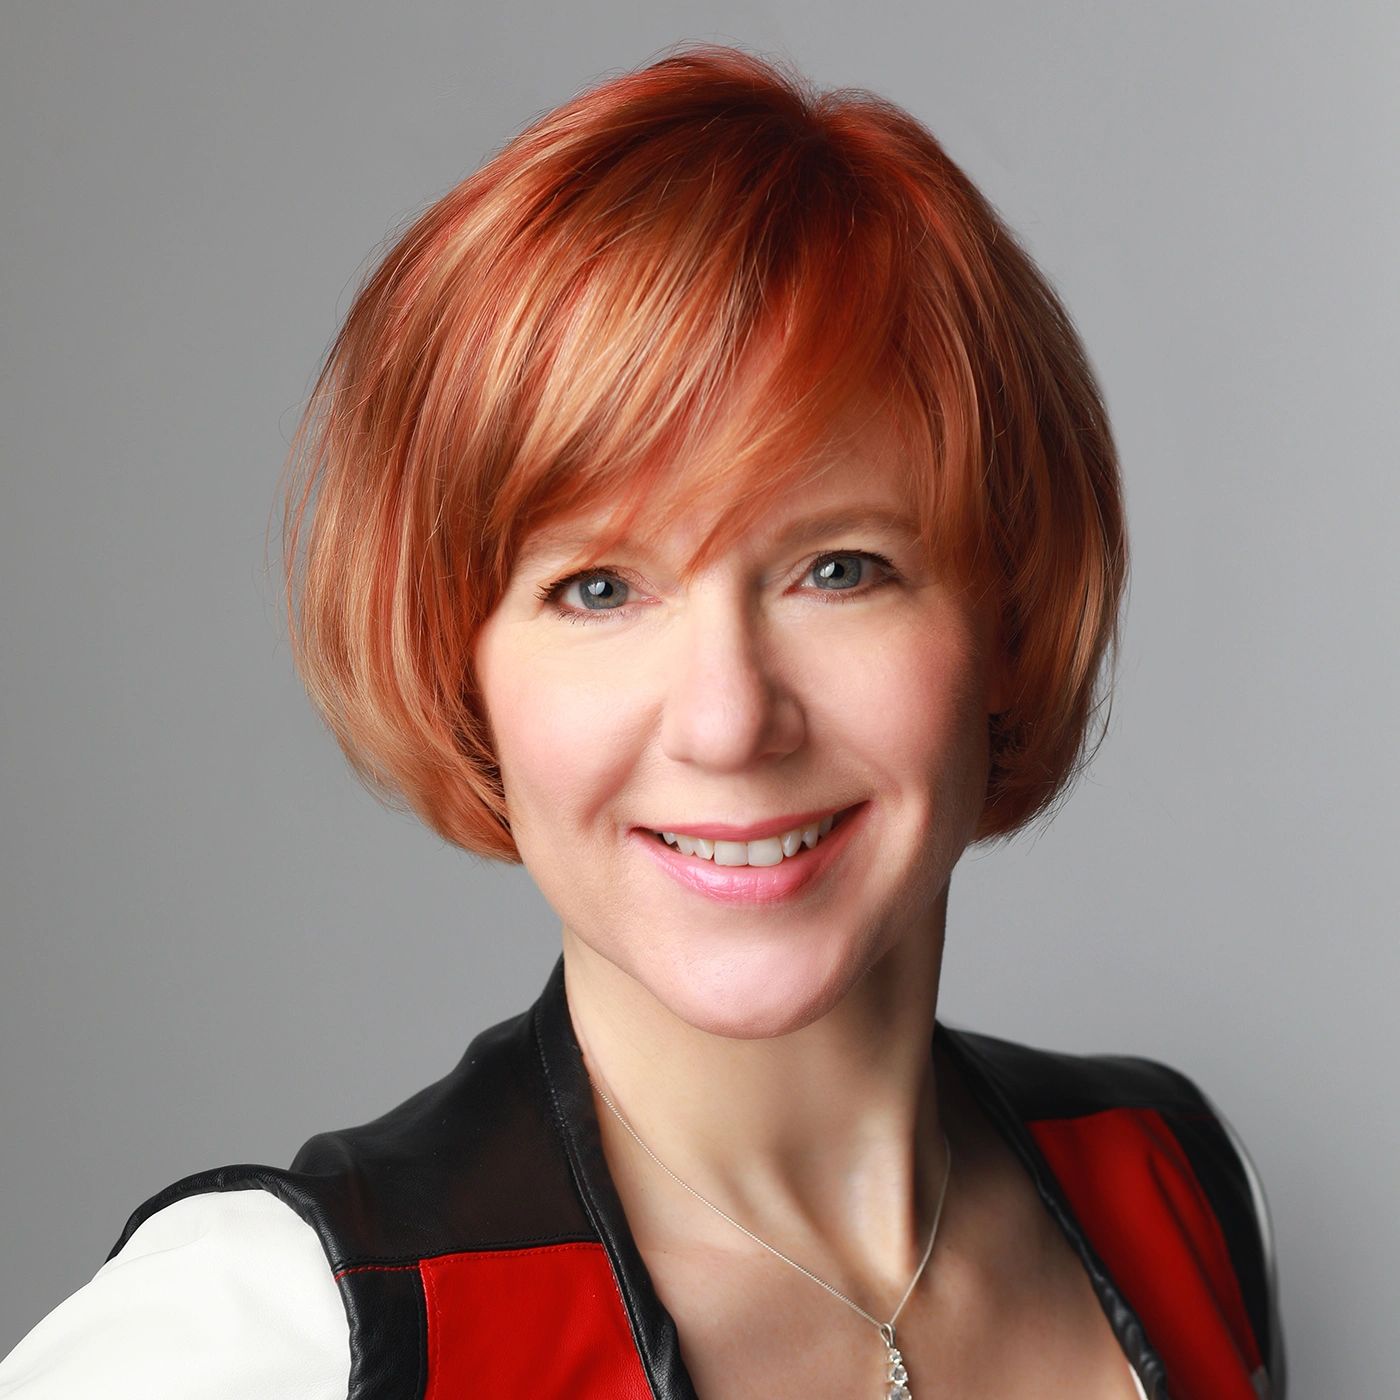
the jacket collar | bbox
[530,952,1167,1398]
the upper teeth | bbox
[654,813,838,866]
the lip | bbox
[634,805,848,843]
[631,802,868,906]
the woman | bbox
[0,44,1282,1400]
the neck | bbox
[561,887,952,1292]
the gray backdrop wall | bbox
[3,3,1396,1392]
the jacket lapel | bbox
[936,1023,1171,1395]
[533,954,701,1399]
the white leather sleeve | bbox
[0,1188,351,1399]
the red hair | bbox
[278,43,1128,862]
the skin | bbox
[472,407,1138,1398]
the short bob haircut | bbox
[279,44,1127,863]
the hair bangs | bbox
[474,113,920,593]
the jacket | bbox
[6,954,1285,1399]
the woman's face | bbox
[473,412,1005,1038]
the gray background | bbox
[2,2,1396,1391]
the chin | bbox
[630,927,875,1041]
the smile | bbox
[632,803,868,906]
[650,808,852,867]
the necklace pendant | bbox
[880,1323,911,1399]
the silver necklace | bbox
[587,1070,952,1399]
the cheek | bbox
[475,629,645,837]
[825,611,989,779]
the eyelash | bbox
[533,550,902,626]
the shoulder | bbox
[943,1021,1285,1397]
[0,1189,348,1398]
[280,999,591,1264]
[4,997,590,1398]
[948,1023,1278,1271]
[105,1001,570,1272]
[945,1020,1218,1117]
[0,1000,570,1398]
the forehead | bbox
[516,402,917,572]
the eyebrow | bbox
[517,506,921,568]
[771,506,921,549]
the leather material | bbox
[939,1027,1281,1398]
[419,1244,651,1397]
[1029,1107,1262,1398]
[0,1189,349,1398]
[533,951,702,1400]
[106,953,1282,1399]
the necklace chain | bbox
[586,1070,953,1337]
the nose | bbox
[658,586,806,772]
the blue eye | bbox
[812,551,873,590]
[535,550,899,624]
[534,569,631,623]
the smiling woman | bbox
[0,41,1282,1400]
[471,411,1008,1044]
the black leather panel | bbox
[339,1264,428,1400]
[942,1023,1215,1120]
[287,1001,599,1265]
[110,1002,597,1271]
